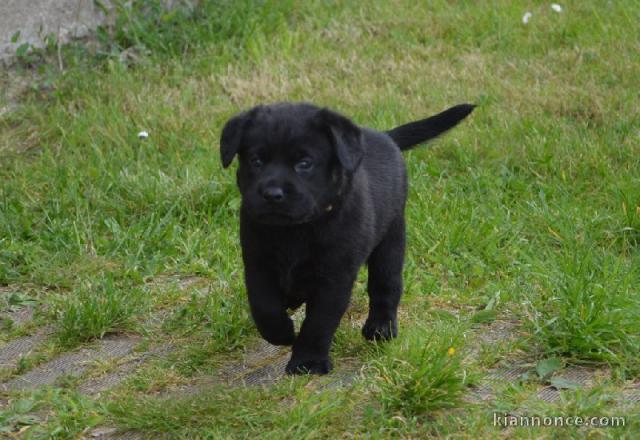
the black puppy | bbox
[220,102,474,374]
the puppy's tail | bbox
[386,104,475,151]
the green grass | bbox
[1,0,640,437]
[162,284,251,347]
[51,276,148,348]
[0,388,100,438]
[106,378,358,438]
[525,250,640,375]
[367,321,470,417]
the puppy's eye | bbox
[294,158,313,173]
[250,157,263,168]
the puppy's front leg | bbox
[285,276,354,375]
[244,261,295,346]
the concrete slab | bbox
[78,344,174,395]
[0,326,52,370]
[1,335,139,391]
[0,0,111,65]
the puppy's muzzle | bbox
[260,185,285,203]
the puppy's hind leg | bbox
[363,215,405,341]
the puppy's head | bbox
[220,103,363,226]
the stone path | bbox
[0,327,52,371]
[467,320,640,405]
[1,284,638,438]
[78,344,171,396]
[2,335,139,392]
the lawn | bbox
[0,0,639,438]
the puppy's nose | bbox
[262,186,285,203]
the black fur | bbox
[386,104,476,150]
[220,102,474,374]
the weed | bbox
[52,276,147,347]
[525,250,640,374]
[9,389,101,439]
[366,321,470,417]
[0,397,41,435]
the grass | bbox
[106,379,357,438]
[367,321,470,417]
[51,275,148,348]
[0,0,639,437]
[0,388,100,437]
[526,250,640,376]
[162,283,251,347]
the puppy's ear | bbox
[220,107,260,168]
[315,108,364,172]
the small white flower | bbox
[551,3,563,13]
[522,12,532,24]
[138,131,149,139]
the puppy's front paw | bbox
[362,318,397,341]
[262,330,295,346]
[285,357,332,375]
[257,317,296,346]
